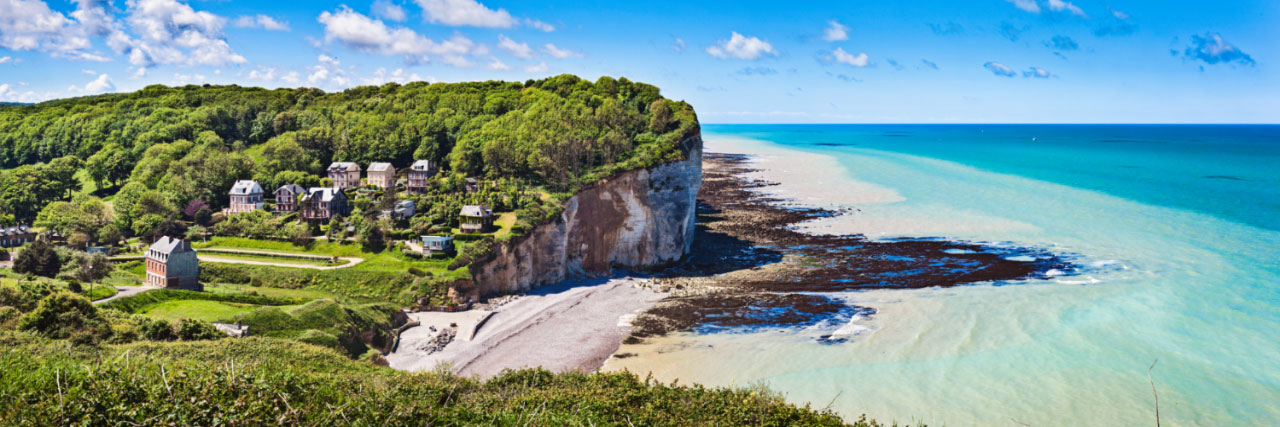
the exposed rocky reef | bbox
[628,153,1078,338]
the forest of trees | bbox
[0,75,700,235]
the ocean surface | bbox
[606,124,1280,425]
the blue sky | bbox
[0,0,1276,123]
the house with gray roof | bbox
[227,180,265,214]
[274,184,306,212]
[459,204,493,233]
[145,236,200,291]
[300,187,350,221]
[327,162,362,189]
[407,160,436,193]
[1,225,35,248]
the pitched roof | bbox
[276,184,306,195]
[147,236,190,256]
[328,162,361,172]
[460,205,491,217]
[368,162,393,172]
[229,180,263,195]
[303,187,345,203]
[1,225,32,236]
[410,160,434,171]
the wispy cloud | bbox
[372,0,407,22]
[707,32,777,60]
[832,47,869,67]
[233,14,290,31]
[1182,33,1254,67]
[822,20,849,42]
[1005,0,1040,13]
[921,59,939,70]
[928,22,964,36]
[1047,35,1078,51]
[983,61,1016,77]
[1023,67,1051,78]
[497,34,534,59]
[737,67,777,76]
[544,43,580,59]
[318,7,483,65]
[524,61,548,73]
[413,0,516,28]
[1000,22,1029,42]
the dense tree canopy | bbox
[0,75,699,226]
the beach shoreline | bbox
[388,276,664,377]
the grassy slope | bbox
[0,334,855,426]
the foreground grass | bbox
[0,334,856,426]
[198,252,338,267]
[139,299,283,323]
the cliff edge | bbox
[467,135,702,297]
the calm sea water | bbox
[611,125,1280,425]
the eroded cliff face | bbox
[468,136,702,297]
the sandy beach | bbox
[388,276,664,378]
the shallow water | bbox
[606,125,1280,426]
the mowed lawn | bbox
[197,252,338,267]
[204,283,340,300]
[140,299,301,323]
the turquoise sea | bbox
[609,124,1280,425]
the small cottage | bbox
[144,236,200,291]
[420,235,455,256]
[327,162,362,189]
[0,225,35,248]
[274,184,306,212]
[300,187,350,221]
[459,205,493,233]
[463,177,479,194]
[227,180,264,214]
[380,200,415,219]
[367,162,395,189]
[407,160,436,193]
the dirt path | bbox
[92,285,155,305]
[388,276,664,378]
[195,253,363,270]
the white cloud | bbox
[832,47,868,67]
[372,0,407,22]
[497,34,533,59]
[67,72,114,93]
[122,0,247,67]
[1006,0,1040,13]
[361,67,432,85]
[318,7,482,65]
[84,72,114,91]
[81,68,97,75]
[280,71,300,84]
[171,72,205,85]
[671,37,685,52]
[0,56,10,63]
[414,0,516,28]
[822,20,848,42]
[486,56,509,70]
[0,82,44,103]
[233,14,290,31]
[1047,0,1086,17]
[983,61,1016,77]
[1111,9,1129,20]
[706,32,777,60]
[544,43,580,59]
[1023,66,1051,78]
[246,66,276,81]
[0,0,97,59]
[525,18,554,32]
[523,61,547,73]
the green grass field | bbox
[197,252,338,267]
[139,299,275,322]
[204,283,340,300]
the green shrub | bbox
[295,329,339,348]
[176,319,223,341]
[66,280,83,293]
[17,292,110,342]
[139,317,176,341]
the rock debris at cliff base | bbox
[630,153,1080,339]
